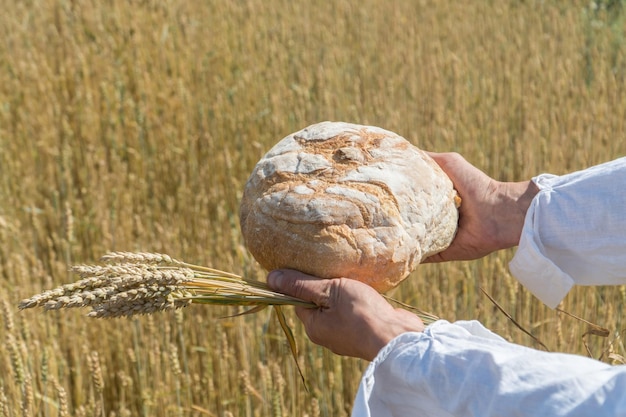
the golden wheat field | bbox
[1,0,626,415]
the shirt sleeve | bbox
[352,320,626,417]
[509,157,626,308]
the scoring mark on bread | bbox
[261,131,403,231]
[262,175,400,231]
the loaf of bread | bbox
[239,121,460,292]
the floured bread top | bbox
[239,121,459,292]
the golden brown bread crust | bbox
[239,122,459,292]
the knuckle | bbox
[289,279,307,298]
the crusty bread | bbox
[239,121,459,292]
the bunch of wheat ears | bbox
[19,251,325,381]
[19,251,315,318]
[19,251,437,322]
[19,251,438,382]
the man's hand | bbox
[424,152,539,262]
[268,269,424,361]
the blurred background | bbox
[1,0,625,415]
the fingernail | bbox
[267,270,284,289]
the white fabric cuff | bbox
[509,194,575,308]
[509,157,626,308]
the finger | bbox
[422,252,446,263]
[267,269,332,307]
[424,151,458,170]
[425,152,468,185]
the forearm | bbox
[353,320,626,417]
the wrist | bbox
[367,310,424,361]
[493,180,539,249]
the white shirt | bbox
[352,157,626,417]
[353,321,626,417]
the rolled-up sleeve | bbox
[509,157,626,308]
[352,320,626,417]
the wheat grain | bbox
[169,344,182,378]
[40,348,49,386]
[87,294,191,319]
[65,201,74,245]
[239,370,251,397]
[271,363,285,399]
[74,405,87,417]
[53,379,68,417]
[21,375,33,417]
[1,300,14,333]
[89,351,104,394]
[0,384,9,417]
[310,397,320,417]
[6,333,24,385]
[100,252,181,266]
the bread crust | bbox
[240,121,459,292]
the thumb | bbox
[267,269,331,307]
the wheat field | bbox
[1,0,626,415]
